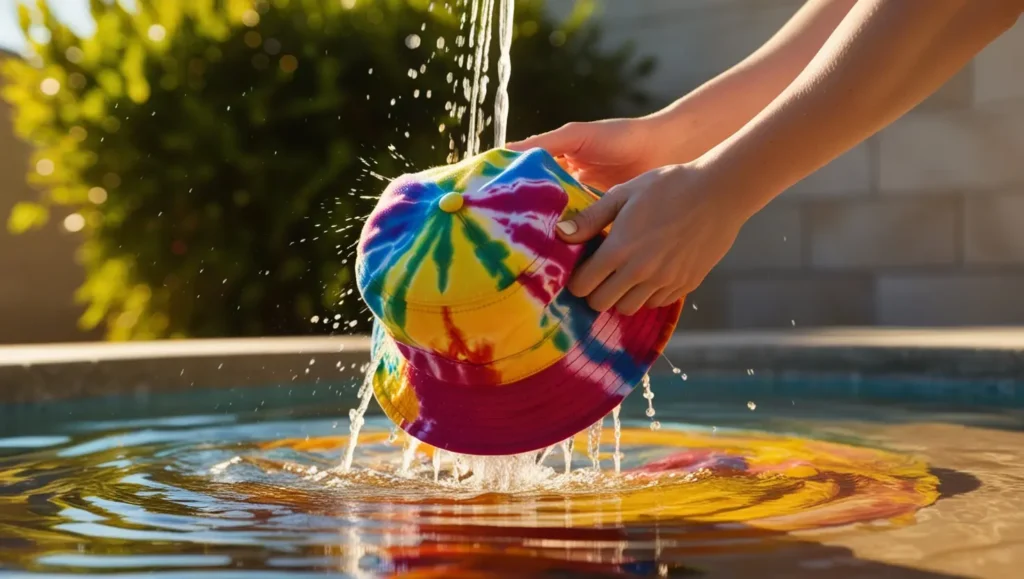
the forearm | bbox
[650,0,857,158]
[702,0,1022,217]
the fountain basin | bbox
[1,329,1023,578]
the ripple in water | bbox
[0,413,939,576]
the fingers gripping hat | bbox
[356,148,682,456]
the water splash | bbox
[432,448,444,482]
[450,453,558,492]
[338,0,648,481]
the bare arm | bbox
[507,0,859,186]
[542,0,1024,315]
[702,0,1024,216]
[653,0,858,158]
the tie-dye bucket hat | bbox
[355,148,682,456]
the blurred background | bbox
[1,0,1023,344]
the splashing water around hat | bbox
[338,0,683,487]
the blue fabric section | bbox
[356,180,440,320]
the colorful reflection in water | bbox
[0,412,943,577]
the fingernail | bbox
[556,221,578,236]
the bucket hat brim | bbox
[368,258,683,455]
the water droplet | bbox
[405,34,421,49]
[645,407,656,418]
[650,421,661,431]
[747,401,757,411]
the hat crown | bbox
[356,149,597,364]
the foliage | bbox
[1,0,653,340]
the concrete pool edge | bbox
[3,328,1024,405]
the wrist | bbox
[689,139,790,222]
[639,101,718,166]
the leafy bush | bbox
[2,0,652,340]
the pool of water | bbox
[2,375,1024,578]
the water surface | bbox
[1,378,1023,578]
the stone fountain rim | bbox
[3,327,1024,406]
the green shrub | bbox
[2,0,653,340]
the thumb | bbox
[506,122,591,158]
[556,189,626,243]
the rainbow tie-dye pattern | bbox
[356,148,682,455]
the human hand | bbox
[506,116,692,191]
[555,164,748,315]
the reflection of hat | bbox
[356,148,682,456]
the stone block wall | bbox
[0,50,92,343]
[549,0,1024,329]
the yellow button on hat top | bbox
[438,192,464,213]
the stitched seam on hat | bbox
[493,310,621,384]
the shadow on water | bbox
[933,467,983,500]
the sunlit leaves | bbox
[7,202,49,234]
[1,0,651,340]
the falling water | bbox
[537,443,556,465]
[612,405,622,474]
[492,0,515,147]
[400,436,421,475]
[432,448,444,482]
[562,437,575,474]
[587,420,603,471]
[464,0,495,156]
[641,374,660,431]
[341,362,377,472]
